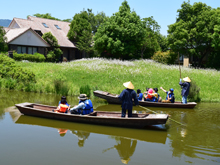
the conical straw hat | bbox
[123,81,134,89]
[183,77,191,82]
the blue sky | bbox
[1,0,219,35]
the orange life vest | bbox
[58,104,68,113]
[145,93,153,100]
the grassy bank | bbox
[12,58,220,102]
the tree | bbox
[87,9,108,34]
[140,17,161,58]
[93,0,146,59]
[0,26,7,52]
[29,13,72,22]
[42,32,62,62]
[67,11,92,53]
[167,1,220,67]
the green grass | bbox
[14,58,220,102]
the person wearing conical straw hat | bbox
[179,77,191,104]
[118,81,139,117]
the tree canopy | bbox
[67,11,92,53]
[0,26,7,52]
[167,1,220,67]
[93,0,146,59]
[30,13,72,22]
[42,32,62,61]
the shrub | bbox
[151,50,177,64]
[80,85,91,97]
[0,54,36,83]
[46,51,55,62]
[5,78,17,90]
[188,80,201,102]
[13,52,45,62]
[53,76,69,95]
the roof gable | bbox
[6,28,50,47]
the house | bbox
[4,16,84,61]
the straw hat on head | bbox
[183,77,191,82]
[123,81,134,89]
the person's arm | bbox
[118,90,125,101]
[160,87,167,93]
[70,102,85,111]
[133,91,139,106]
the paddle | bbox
[178,52,181,79]
[139,105,186,127]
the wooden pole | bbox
[178,52,181,79]
[139,105,186,127]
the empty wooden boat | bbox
[15,102,169,128]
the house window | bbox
[55,25,61,29]
[17,46,37,54]
[33,47,37,54]
[28,47,33,54]
[42,23,49,28]
[22,46,26,53]
[17,46,21,53]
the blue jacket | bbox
[78,99,93,115]
[118,89,139,110]
[166,92,175,103]
[179,82,190,96]
[137,93,143,101]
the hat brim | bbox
[123,81,134,89]
[183,77,191,82]
[78,97,87,100]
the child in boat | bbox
[144,88,156,102]
[137,89,143,101]
[153,88,161,102]
[143,87,149,101]
[53,98,69,113]
[160,87,175,103]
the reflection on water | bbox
[71,130,90,147]
[103,137,137,164]
[1,89,220,164]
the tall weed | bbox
[188,80,201,102]
[80,85,91,97]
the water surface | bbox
[0,89,220,165]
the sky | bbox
[1,0,219,36]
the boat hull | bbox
[93,90,197,109]
[15,103,169,129]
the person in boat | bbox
[70,94,93,115]
[160,87,175,103]
[118,81,139,117]
[137,89,143,101]
[53,98,69,113]
[144,88,155,102]
[153,88,161,102]
[179,77,191,104]
[143,87,149,101]
[58,96,70,111]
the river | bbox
[0,89,220,165]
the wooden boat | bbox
[93,90,197,109]
[15,115,168,144]
[15,102,169,128]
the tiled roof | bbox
[3,27,9,33]
[7,16,76,48]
